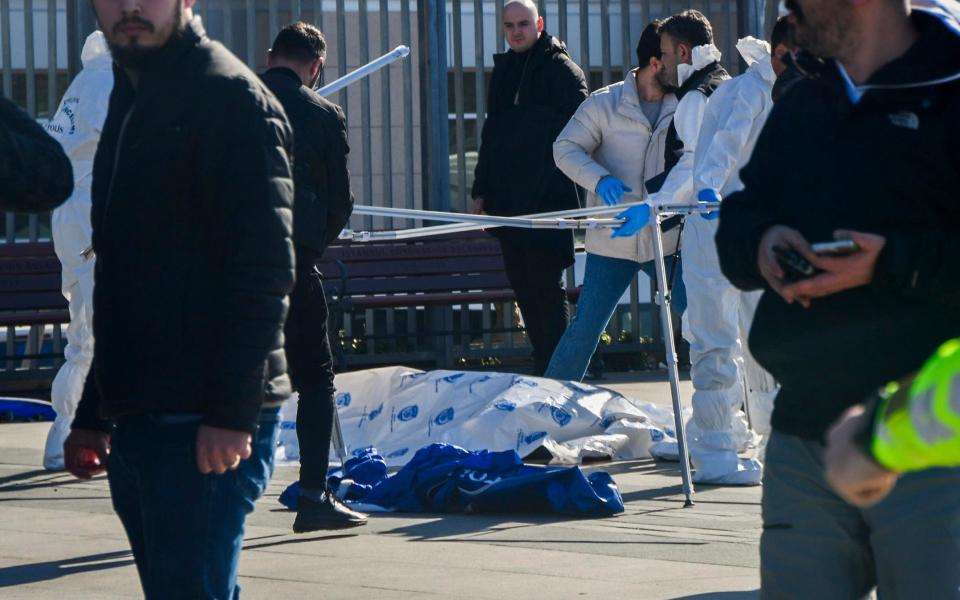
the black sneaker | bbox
[293,490,368,533]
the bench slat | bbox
[317,255,505,279]
[336,273,513,295]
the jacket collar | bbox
[856,8,960,90]
[81,31,110,67]
[794,9,960,104]
[618,69,677,130]
[264,66,304,86]
[737,37,776,85]
[113,16,206,88]
[493,31,567,66]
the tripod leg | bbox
[651,215,695,507]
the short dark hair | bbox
[635,20,663,68]
[660,10,713,49]
[770,15,795,50]
[270,22,326,65]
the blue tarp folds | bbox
[280,443,624,517]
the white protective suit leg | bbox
[681,217,762,485]
[738,289,778,460]
[43,257,94,470]
[41,31,111,470]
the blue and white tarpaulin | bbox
[278,367,679,467]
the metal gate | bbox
[1,0,762,371]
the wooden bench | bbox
[317,230,679,373]
[317,231,590,371]
[0,242,69,395]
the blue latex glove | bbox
[611,203,651,238]
[596,176,633,207]
[698,189,722,220]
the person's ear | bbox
[310,57,323,79]
[266,49,274,67]
[679,43,692,63]
[536,15,544,32]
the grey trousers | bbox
[761,430,960,600]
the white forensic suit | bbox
[683,38,780,485]
[42,31,113,470]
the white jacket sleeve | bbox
[553,97,611,193]
[694,84,765,194]
[649,91,709,207]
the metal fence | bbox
[1,0,761,371]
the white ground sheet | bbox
[278,367,679,467]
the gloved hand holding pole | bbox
[698,189,722,220]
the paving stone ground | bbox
[0,371,761,599]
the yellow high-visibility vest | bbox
[872,338,960,472]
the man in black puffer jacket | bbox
[0,96,73,211]
[63,0,295,596]
[716,0,960,596]
[260,22,365,533]
[471,0,587,375]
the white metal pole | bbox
[651,213,696,507]
[316,45,411,97]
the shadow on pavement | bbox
[0,469,96,494]
[380,512,604,541]
[671,591,759,599]
[0,550,134,588]
[244,534,357,550]
[422,538,706,546]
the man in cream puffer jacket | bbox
[545,21,683,382]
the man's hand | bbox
[825,404,899,508]
[596,176,633,207]
[470,197,486,215]
[781,230,886,305]
[757,225,817,307]
[64,429,111,480]
[196,425,252,475]
[611,203,651,238]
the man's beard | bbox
[105,2,185,69]
[654,65,678,92]
[786,0,855,59]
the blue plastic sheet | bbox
[280,443,624,517]
[0,398,55,422]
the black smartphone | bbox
[773,246,817,282]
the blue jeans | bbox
[107,406,281,599]
[544,253,687,381]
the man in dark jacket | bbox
[0,96,73,212]
[61,0,295,595]
[716,0,960,596]
[260,22,365,532]
[471,0,588,375]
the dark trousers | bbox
[499,238,570,375]
[760,430,960,599]
[107,408,280,600]
[284,254,337,490]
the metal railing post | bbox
[417,0,450,213]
